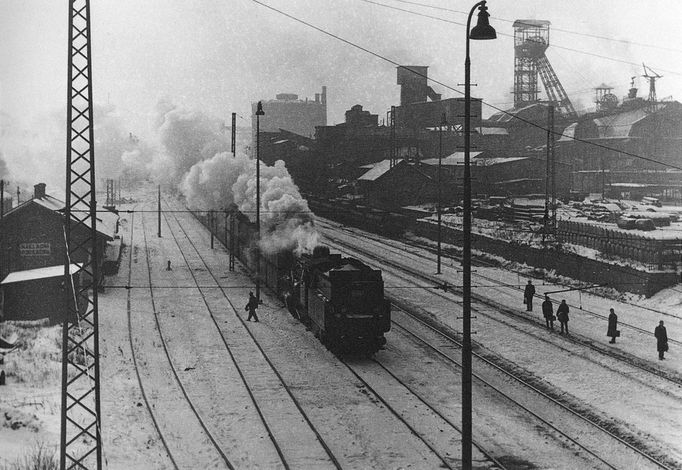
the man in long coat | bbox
[607,308,618,344]
[542,295,554,331]
[524,280,535,312]
[655,320,668,360]
[245,291,260,322]
[556,300,569,334]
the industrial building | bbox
[0,183,119,322]
[252,87,327,139]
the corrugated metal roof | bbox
[1,264,81,285]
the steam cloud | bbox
[153,100,317,255]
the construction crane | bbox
[512,20,577,119]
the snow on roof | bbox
[358,159,393,181]
[559,122,578,141]
[593,103,668,139]
[593,108,650,138]
[479,127,508,135]
[1,264,81,285]
[421,151,483,166]
[5,195,117,240]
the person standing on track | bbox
[542,295,554,331]
[607,308,618,344]
[655,320,668,360]
[557,299,569,335]
[245,291,260,322]
[524,280,535,312]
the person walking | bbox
[524,280,535,312]
[655,320,668,360]
[607,308,618,344]
[245,291,260,322]
[542,295,554,331]
[557,299,569,334]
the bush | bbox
[1,442,58,470]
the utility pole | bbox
[210,210,215,249]
[543,105,553,244]
[437,113,446,274]
[231,112,237,157]
[255,102,264,301]
[61,0,102,468]
[550,105,556,230]
[157,185,161,238]
[390,105,396,168]
[1,180,4,219]
[229,212,235,272]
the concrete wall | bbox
[415,219,679,297]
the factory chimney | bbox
[34,183,46,199]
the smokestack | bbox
[321,86,327,105]
[315,93,320,103]
[34,183,46,199]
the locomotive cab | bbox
[296,246,390,354]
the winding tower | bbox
[513,20,577,118]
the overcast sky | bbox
[2,0,682,135]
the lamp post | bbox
[437,113,447,274]
[255,101,264,301]
[463,2,496,469]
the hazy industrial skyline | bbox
[2,0,681,138]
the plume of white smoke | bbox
[153,101,229,187]
[181,153,318,255]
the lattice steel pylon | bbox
[60,0,103,469]
[513,20,577,119]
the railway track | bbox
[125,205,234,469]
[322,218,682,345]
[388,305,676,470]
[318,222,682,387]
[318,224,680,469]
[160,198,340,469]
[339,356,507,470]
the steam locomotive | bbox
[194,209,391,354]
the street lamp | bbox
[255,101,264,301]
[437,113,447,275]
[463,2,495,469]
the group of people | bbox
[523,280,670,359]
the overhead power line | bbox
[249,0,682,172]
[383,0,682,55]
[358,0,682,77]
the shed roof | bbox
[421,151,483,166]
[1,264,81,285]
[358,159,394,181]
[4,195,117,240]
[593,107,652,138]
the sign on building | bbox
[19,242,51,257]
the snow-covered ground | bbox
[2,188,680,469]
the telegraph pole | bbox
[61,0,102,467]
[231,112,237,157]
[255,102,264,301]
[543,105,552,244]
[157,185,161,238]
